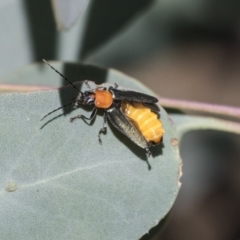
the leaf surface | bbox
[0,62,181,240]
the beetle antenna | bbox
[41,101,75,121]
[43,59,83,94]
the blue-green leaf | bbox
[0,62,181,240]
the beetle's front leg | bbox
[98,112,107,144]
[70,107,97,122]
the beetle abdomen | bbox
[121,102,164,143]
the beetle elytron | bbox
[41,60,164,157]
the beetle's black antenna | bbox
[42,59,83,94]
[41,101,75,121]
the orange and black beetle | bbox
[41,60,164,157]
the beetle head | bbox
[77,90,95,105]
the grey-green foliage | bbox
[51,0,90,30]
[0,62,181,240]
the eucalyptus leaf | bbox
[80,0,155,59]
[0,62,181,240]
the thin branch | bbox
[159,97,240,120]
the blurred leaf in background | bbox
[51,0,90,30]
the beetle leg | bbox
[145,147,152,158]
[114,83,118,88]
[85,80,108,91]
[98,112,107,145]
[70,107,97,122]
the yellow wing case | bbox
[121,102,164,143]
